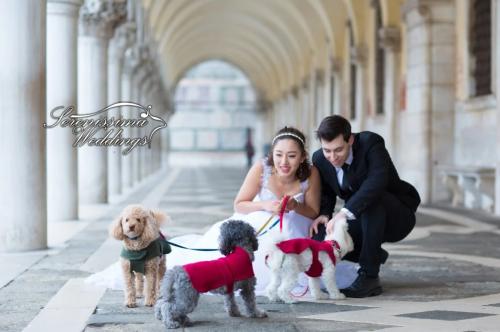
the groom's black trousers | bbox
[312,192,416,277]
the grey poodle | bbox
[154,219,267,329]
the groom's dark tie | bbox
[341,163,350,192]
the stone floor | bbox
[1,167,500,332]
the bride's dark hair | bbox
[267,126,311,181]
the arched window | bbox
[470,0,492,96]
[348,21,356,120]
[374,0,385,114]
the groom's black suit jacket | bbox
[312,131,420,218]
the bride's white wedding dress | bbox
[86,160,358,295]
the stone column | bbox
[130,62,142,184]
[331,58,343,116]
[379,26,402,157]
[121,46,139,190]
[0,1,47,251]
[496,0,500,215]
[138,67,153,179]
[77,0,126,204]
[402,0,455,203]
[351,44,368,131]
[107,22,135,198]
[46,0,81,221]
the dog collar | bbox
[127,236,139,240]
[330,240,342,257]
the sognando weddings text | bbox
[43,102,167,155]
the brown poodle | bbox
[110,204,170,307]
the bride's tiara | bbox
[272,133,305,146]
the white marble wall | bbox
[400,0,455,204]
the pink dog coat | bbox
[276,239,339,278]
[183,246,254,293]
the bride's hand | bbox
[261,200,282,214]
[284,197,298,212]
[309,215,329,237]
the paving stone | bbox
[397,309,496,321]
[86,291,383,332]
[4,167,500,332]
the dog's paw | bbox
[180,315,193,326]
[165,320,180,329]
[145,299,155,307]
[228,309,242,317]
[278,290,298,304]
[154,306,163,320]
[250,309,267,318]
[313,292,329,300]
[329,291,346,300]
[125,301,137,308]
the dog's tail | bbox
[262,233,287,269]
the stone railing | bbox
[437,165,495,213]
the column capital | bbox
[48,0,83,16]
[315,68,325,85]
[79,0,127,39]
[110,21,136,58]
[379,26,401,52]
[350,44,368,67]
[122,44,149,74]
[330,57,342,74]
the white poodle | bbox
[264,217,354,303]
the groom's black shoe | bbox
[340,271,382,298]
[380,248,389,264]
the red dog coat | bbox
[183,246,254,293]
[276,239,340,278]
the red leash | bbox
[279,195,290,232]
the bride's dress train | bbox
[86,161,358,296]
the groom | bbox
[310,115,420,298]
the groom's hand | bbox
[309,215,329,237]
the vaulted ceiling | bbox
[142,0,404,101]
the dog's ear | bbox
[149,209,169,227]
[251,234,258,251]
[219,236,233,256]
[142,211,160,242]
[218,221,234,256]
[247,223,259,251]
[109,215,124,240]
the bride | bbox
[86,126,357,295]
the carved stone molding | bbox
[315,68,325,85]
[79,0,127,39]
[47,0,82,16]
[350,44,368,67]
[109,21,136,58]
[330,57,342,74]
[379,26,401,52]
[122,45,141,74]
